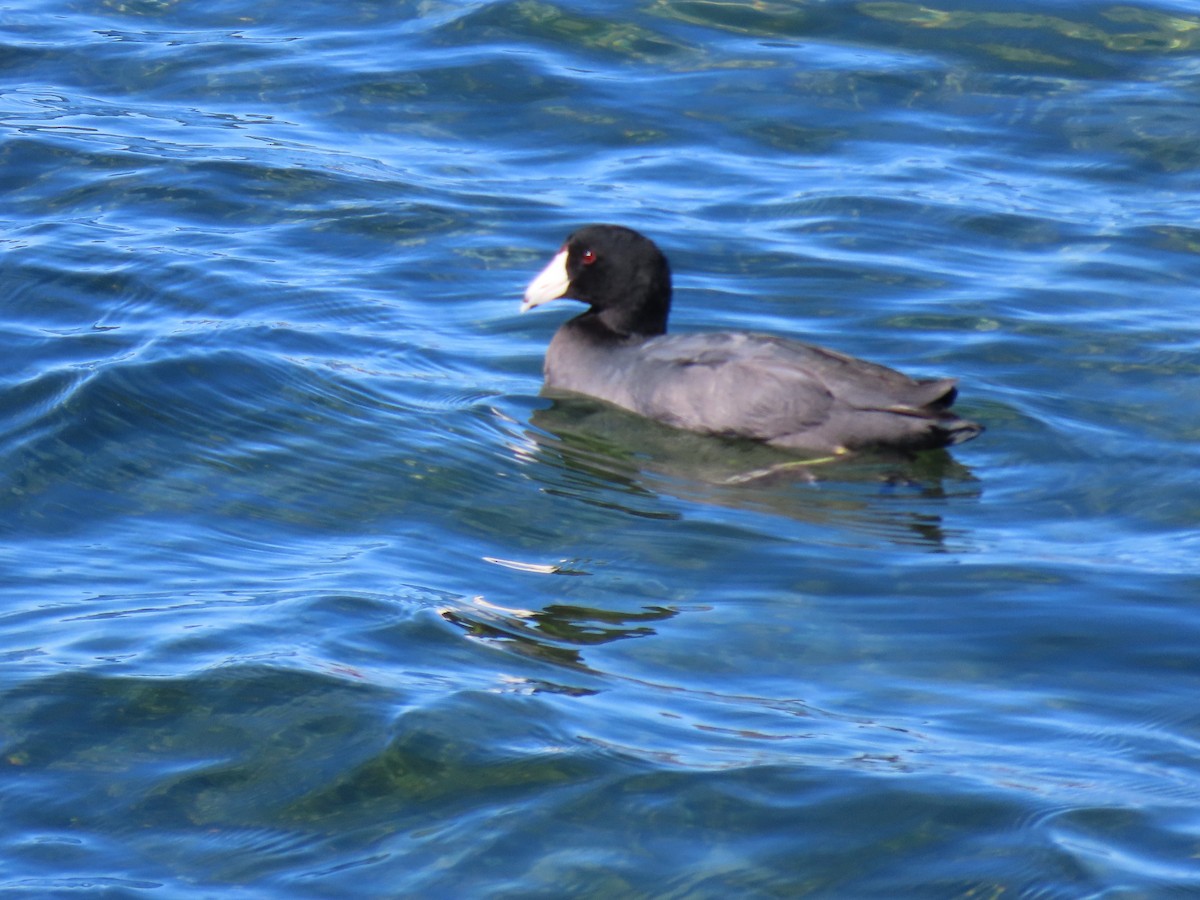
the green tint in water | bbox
[2,0,1200,895]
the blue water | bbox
[4,0,1200,896]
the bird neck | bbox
[578,298,669,340]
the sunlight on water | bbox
[2,0,1199,896]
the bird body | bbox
[524,225,982,455]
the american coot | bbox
[522,225,983,455]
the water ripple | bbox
[2,0,1200,895]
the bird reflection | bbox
[442,599,678,677]
[522,395,981,549]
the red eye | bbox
[580,249,597,265]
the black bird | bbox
[522,225,982,455]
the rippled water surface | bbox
[4,0,1200,896]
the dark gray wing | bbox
[625,333,828,441]
[626,332,955,443]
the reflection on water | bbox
[444,593,678,673]
[528,395,981,549]
[4,0,1200,894]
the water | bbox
[3,0,1200,896]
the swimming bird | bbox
[522,225,982,455]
